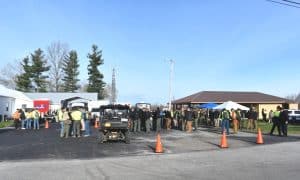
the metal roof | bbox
[24,92,98,104]
[172,91,291,104]
[0,85,32,101]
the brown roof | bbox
[172,91,291,104]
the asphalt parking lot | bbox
[1,123,300,161]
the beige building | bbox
[172,91,299,119]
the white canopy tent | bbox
[213,101,250,111]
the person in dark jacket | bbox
[185,108,194,133]
[132,108,139,133]
[20,109,26,129]
[144,108,152,133]
[165,110,172,130]
[154,107,162,132]
[279,109,289,136]
[247,108,257,131]
[137,109,143,132]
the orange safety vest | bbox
[13,111,20,120]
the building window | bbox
[22,104,27,109]
[6,103,9,111]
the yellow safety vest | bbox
[25,112,31,119]
[273,110,280,117]
[34,110,40,119]
[71,110,82,121]
[58,110,64,121]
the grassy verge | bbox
[0,120,14,128]
[257,120,300,134]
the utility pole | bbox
[168,59,174,111]
[111,68,116,104]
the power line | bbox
[266,0,300,8]
[282,0,300,5]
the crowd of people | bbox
[127,105,289,136]
[127,107,232,133]
[12,108,40,130]
[12,107,92,138]
[11,104,290,138]
[56,107,92,138]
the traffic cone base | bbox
[155,133,164,153]
[220,131,228,148]
[94,121,99,128]
[45,120,49,129]
[256,128,264,144]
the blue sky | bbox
[0,0,300,104]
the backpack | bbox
[20,111,26,120]
[222,110,230,119]
[34,111,40,119]
[236,111,241,121]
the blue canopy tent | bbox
[198,103,218,109]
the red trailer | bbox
[33,99,50,113]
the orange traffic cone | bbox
[256,128,264,144]
[220,131,228,148]
[94,121,99,128]
[155,133,164,153]
[45,120,49,129]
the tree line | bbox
[0,42,107,100]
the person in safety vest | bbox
[220,108,230,135]
[71,107,83,138]
[12,109,21,130]
[270,106,282,136]
[58,108,64,137]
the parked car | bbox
[287,109,300,124]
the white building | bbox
[0,85,33,120]
[25,92,106,111]
[0,85,108,121]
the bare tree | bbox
[104,83,112,100]
[47,41,68,92]
[0,61,23,89]
[286,93,300,102]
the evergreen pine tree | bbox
[61,50,80,92]
[31,48,50,92]
[87,45,105,99]
[15,57,33,92]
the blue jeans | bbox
[85,120,91,136]
[27,119,32,129]
[33,118,39,129]
[222,119,230,135]
[21,119,26,129]
[60,121,64,137]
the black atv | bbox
[98,104,130,144]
